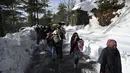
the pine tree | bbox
[62,0,76,24]
[0,0,25,36]
[21,0,49,26]
[96,0,125,26]
[57,3,67,23]
[40,10,53,25]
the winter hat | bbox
[52,24,57,27]
[107,39,117,48]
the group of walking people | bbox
[35,22,66,60]
[35,23,122,73]
[70,32,122,73]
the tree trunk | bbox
[36,0,39,25]
[0,7,5,37]
[12,3,15,32]
[28,11,34,26]
[34,0,36,25]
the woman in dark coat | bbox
[98,39,122,73]
[70,32,80,55]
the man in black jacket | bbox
[98,39,122,73]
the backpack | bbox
[74,39,84,57]
[52,29,61,43]
[77,39,84,52]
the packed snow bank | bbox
[65,3,130,73]
[105,6,130,73]
[0,27,37,73]
[126,0,130,6]
[72,0,98,12]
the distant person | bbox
[73,38,84,68]
[45,25,52,34]
[98,39,122,73]
[57,22,66,57]
[70,32,80,55]
[46,30,55,60]
[41,26,47,40]
[58,22,66,40]
[52,24,63,60]
[35,25,41,44]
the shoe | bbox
[76,64,79,68]
[74,64,79,68]
[74,64,76,68]
[70,52,74,55]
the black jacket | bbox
[98,47,122,73]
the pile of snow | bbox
[0,27,37,73]
[117,0,125,4]
[126,0,130,6]
[72,0,98,12]
[75,0,99,5]
[65,2,130,73]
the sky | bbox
[48,0,61,13]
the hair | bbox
[72,32,79,38]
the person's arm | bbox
[70,36,74,48]
[98,48,107,73]
[100,62,106,73]
[117,49,122,73]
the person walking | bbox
[98,39,122,73]
[70,32,80,55]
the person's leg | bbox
[51,47,54,59]
[55,47,59,57]
[55,44,60,59]
[59,40,63,59]
[59,47,63,60]
[51,47,56,61]
[75,57,79,64]
[74,54,79,68]
[37,35,40,44]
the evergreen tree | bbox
[21,0,49,26]
[52,3,67,24]
[57,3,67,22]
[0,0,50,36]
[0,0,25,36]
[95,0,125,26]
[40,10,53,25]
[62,0,76,24]
[0,7,4,37]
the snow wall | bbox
[0,27,37,73]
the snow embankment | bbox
[0,27,37,73]
[65,4,130,73]
[73,0,98,13]
[126,0,130,6]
